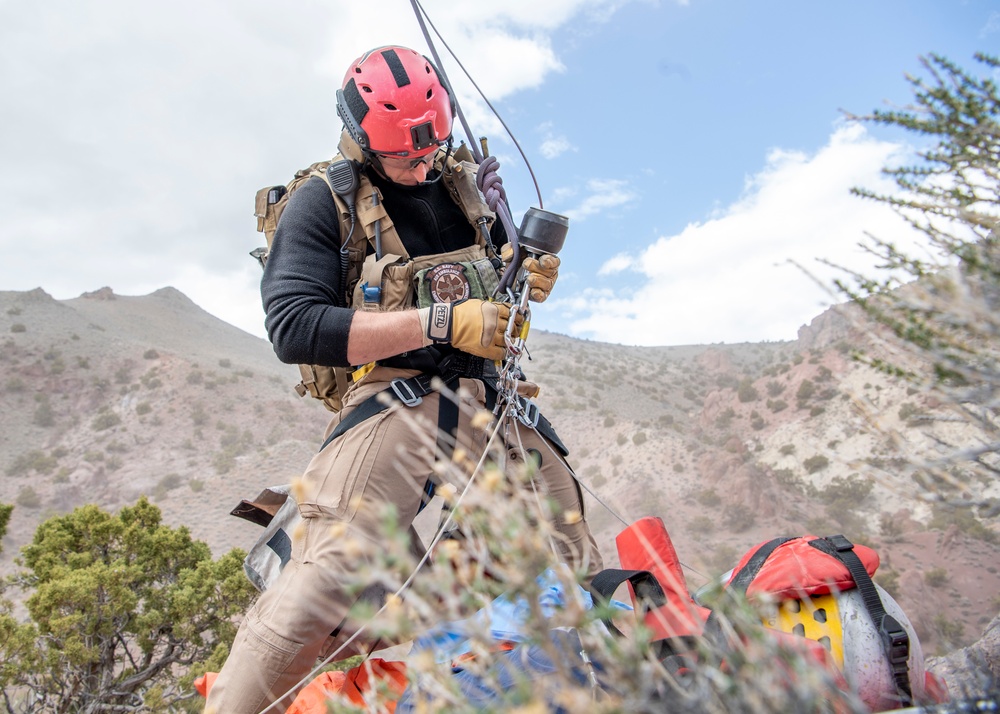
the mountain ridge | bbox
[1,285,997,661]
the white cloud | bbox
[560,179,638,221]
[598,253,635,275]
[540,136,575,159]
[551,123,926,346]
[0,0,634,338]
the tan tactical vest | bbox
[253,131,498,411]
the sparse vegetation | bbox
[924,567,949,588]
[91,409,122,431]
[803,454,830,474]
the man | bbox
[206,45,602,713]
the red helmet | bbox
[337,46,455,158]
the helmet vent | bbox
[383,103,398,111]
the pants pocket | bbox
[297,412,389,520]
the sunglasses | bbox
[376,151,439,170]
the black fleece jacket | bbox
[261,169,504,368]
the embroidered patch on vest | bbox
[427,263,471,303]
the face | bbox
[376,151,437,186]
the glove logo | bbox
[427,263,471,304]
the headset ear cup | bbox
[336,87,369,151]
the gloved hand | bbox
[500,243,560,303]
[419,299,522,361]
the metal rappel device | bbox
[494,206,569,422]
[409,0,570,422]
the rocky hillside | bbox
[1,287,998,663]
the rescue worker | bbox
[206,45,602,713]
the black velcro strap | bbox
[341,79,369,126]
[727,537,795,594]
[589,568,667,610]
[588,568,667,639]
[811,535,913,706]
[380,48,410,87]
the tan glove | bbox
[500,244,560,302]
[419,299,522,361]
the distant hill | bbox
[1,286,997,658]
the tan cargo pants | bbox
[205,369,603,713]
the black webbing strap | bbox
[588,568,666,639]
[726,536,796,594]
[589,567,668,606]
[588,568,696,659]
[810,535,913,706]
[702,536,795,647]
[317,373,436,453]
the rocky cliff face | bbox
[1,288,998,691]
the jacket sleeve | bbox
[261,177,356,367]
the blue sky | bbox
[2,0,996,346]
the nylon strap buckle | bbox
[880,614,911,670]
[390,378,422,407]
[516,397,540,428]
[826,533,854,552]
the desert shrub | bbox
[924,567,948,588]
[92,409,121,432]
[602,415,615,428]
[875,568,901,598]
[7,450,58,477]
[737,378,759,403]
[687,514,715,534]
[932,615,966,652]
[723,504,756,532]
[818,474,874,512]
[631,432,647,446]
[218,358,232,368]
[114,362,134,384]
[766,399,787,413]
[696,488,722,508]
[16,486,41,509]
[190,404,208,426]
[33,397,55,427]
[10,323,26,333]
[143,349,160,360]
[796,379,815,402]
[136,402,152,416]
[616,433,628,446]
[153,473,183,499]
[779,444,796,456]
[714,408,735,429]
[765,380,785,397]
[879,512,904,541]
[803,454,830,474]
[928,503,997,543]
